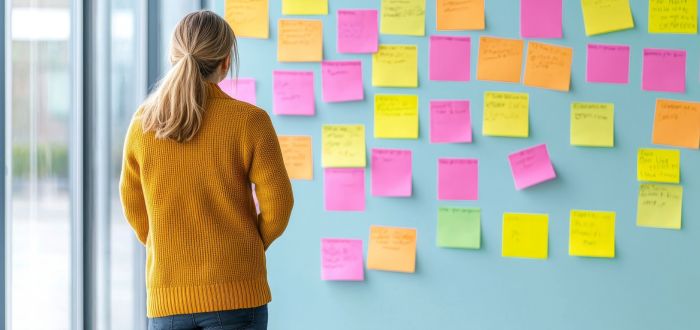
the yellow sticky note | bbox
[483,91,529,138]
[477,36,524,83]
[637,148,681,183]
[502,213,548,259]
[637,183,683,230]
[649,0,697,34]
[581,0,634,36]
[374,95,419,139]
[380,0,426,36]
[372,45,418,88]
[282,0,328,15]
[279,136,313,180]
[367,225,417,273]
[436,0,485,30]
[322,125,366,168]
[570,102,615,147]
[225,0,269,39]
[569,210,616,258]
[277,19,323,62]
[524,42,573,92]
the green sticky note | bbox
[570,102,615,147]
[637,184,683,230]
[437,207,481,249]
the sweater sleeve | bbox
[247,110,294,250]
[119,119,149,246]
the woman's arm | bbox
[119,119,149,246]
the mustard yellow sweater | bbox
[119,83,294,318]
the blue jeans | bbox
[148,305,268,330]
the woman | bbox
[120,10,294,330]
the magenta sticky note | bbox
[321,238,364,281]
[321,61,364,103]
[642,49,686,93]
[273,70,315,116]
[520,0,562,38]
[371,149,412,197]
[430,100,472,143]
[586,44,630,84]
[324,168,365,211]
[429,35,471,82]
[337,9,378,54]
[508,144,557,190]
[218,78,257,105]
[438,158,478,200]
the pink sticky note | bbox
[642,49,686,93]
[520,0,562,38]
[321,61,364,103]
[337,9,378,54]
[273,70,315,116]
[508,144,557,190]
[438,158,478,200]
[324,168,365,211]
[321,238,364,281]
[251,184,260,215]
[429,35,471,82]
[586,44,630,84]
[371,149,412,197]
[430,100,472,143]
[218,78,257,105]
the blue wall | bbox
[212,1,700,329]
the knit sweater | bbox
[119,82,294,318]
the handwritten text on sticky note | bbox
[321,61,364,103]
[225,0,269,39]
[586,43,630,84]
[570,102,615,148]
[436,0,484,30]
[380,0,426,36]
[653,99,700,149]
[648,0,697,34]
[322,125,366,168]
[321,238,364,281]
[637,183,684,229]
[523,41,573,92]
[430,35,471,82]
[374,94,419,139]
[502,213,549,259]
[367,225,417,273]
[337,9,379,53]
[371,149,412,197]
[372,45,418,87]
[569,210,615,258]
[438,158,478,201]
[642,49,686,93]
[483,92,529,138]
[580,0,634,36]
[508,144,557,190]
[477,37,524,83]
[277,19,323,62]
[430,100,472,143]
[272,71,315,116]
[637,148,681,183]
[437,207,481,249]
[279,136,313,180]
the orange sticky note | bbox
[278,136,313,180]
[225,0,269,39]
[524,41,573,92]
[367,225,417,273]
[477,36,525,83]
[653,99,700,149]
[277,19,323,62]
[436,0,485,30]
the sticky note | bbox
[282,0,328,15]
[371,149,412,197]
[438,158,478,200]
[520,0,562,38]
[278,136,313,180]
[586,44,630,84]
[272,71,314,116]
[570,102,615,148]
[367,225,417,273]
[653,99,700,149]
[637,148,681,184]
[322,125,366,168]
[580,0,634,36]
[569,210,616,258]
[637,183,683,229]
[502,213,548,259]
[436,0,484,30]
[477,37,525,83]
[430,100,472,143]
[337,9,379,54]
[252,183,260,214]
[321,61,364,103]
[225,0,269,39]
[374,94,419,139]
[483,91,529,138]
[437,207,481,249]
[321,239,364,281]
[218,78,257,105]
[523,42,573,92]
[277,19,322,62]
[324,168,365,211]
[508,144,557,190]
[642,49,686,93]
[649,0,697,34]
[380,0,426,36]
[372,45,418,88]
[429,35,471,82]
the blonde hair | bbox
[141,10,238,142]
